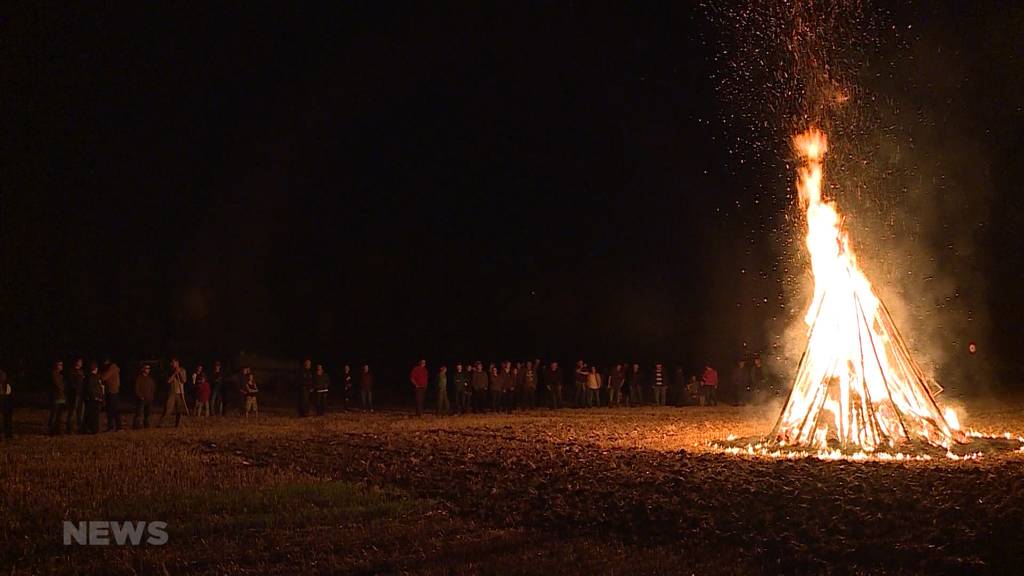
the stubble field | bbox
[2,398,1023,575]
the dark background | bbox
[4,2,1022,391]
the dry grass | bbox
[2,398,1024,574]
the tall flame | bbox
[771,128,966,452]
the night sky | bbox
[5,2,1023,385]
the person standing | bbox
[585,365,602,407]
[505,360,520,409]
[133,364,156,429]
[607,364,625,407]
[81,362,104,434]
[652,363,668,406]
[501,363,515,413]
[521,362,537,410]
[672,365,688,406]
[314,364,330,416]
[410,359,428,417]
[688,375,702,406]
[66,358,85,433]
[470,361,488,413]
[543,361,563,409]
[573,361,588,407]
[750,355,766,403]
[359,364,374,411]
[48,360,66,436]
[234,367,251,416]
[243,371,259,416]
[626,364,643,407]
[296,359,313,417]
[160,357,188,427]
[436,365,449,416]
[101,359,122,431]
[487,365,502,412]
[452,363,470,414]
[701,364,719,406]
[731,359,749,406]
[210,361,226,416]
[0,369,11,440]
[194,365,211,416]
[341,365,353,410]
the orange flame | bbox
[771,127,965,452]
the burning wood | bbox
[769,127,967,453]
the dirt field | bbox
[2,399,1024,575]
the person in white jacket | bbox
[585,366,602,408]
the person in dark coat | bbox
[297,359,313,417]
[673,365,688,406]
[0,369,13,440]
[453,363,471,414]
[573,361,588,407]
[521,362,538,410]
[731,359,749,405]
[750,355,767,402]
[210,361,226,416]
[470,361,489,412]
[607,364,625,407]
[233,366,251,416]
[543,361,563,409]
[359,365,374,411]
[133,364,156,429]
[626,364,643,406]
[81,362,104,435]
[314,364,330,416]
[488,365,503,412]
[66,358,85,433]
[48,360,66,436]
[502,363,516,413]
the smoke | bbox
[703,1,1003,396]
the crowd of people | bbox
[405,356,774,417]
[0,353,774,440]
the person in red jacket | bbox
[409,359,428,417]
[701,364,719,406]
[194,365,211,417]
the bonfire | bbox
[768,127,967,454]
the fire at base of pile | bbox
[709,430,1024,462]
